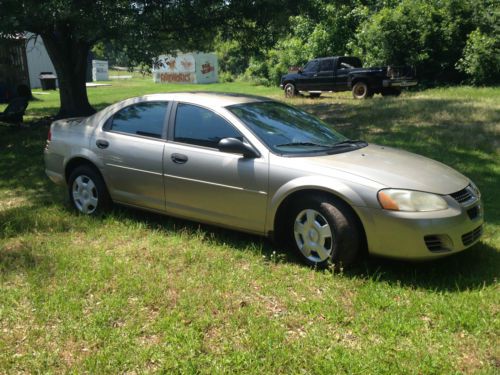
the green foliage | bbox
[239,4,371,85]
[349,0,477,83]
[457,30,500,85]
[215,0,499,86]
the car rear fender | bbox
[63,149,105,182]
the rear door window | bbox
[319,59,334,72]
[107,101,168,139]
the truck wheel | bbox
[284,83,297,98]
[352,82,372,99]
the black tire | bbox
[309,93,321,98]
[352,81,372,99]
[284,83,297,98]
[68,165,111,215]
[381,88,401,97]
[285,194,362,268]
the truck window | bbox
[319,59,334,71]
[303,60,319,73]
[337,57,362,69]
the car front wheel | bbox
[68,165,111,215]
[287,195,362,268]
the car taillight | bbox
[47,129,52,141]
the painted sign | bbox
[153,54,196,84]
[153,52,218,84]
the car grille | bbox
[450,185,474,204]
[461,225,483,246]
[424,235,444,252]
[424,235,451,252]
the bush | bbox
[457,29,500,85]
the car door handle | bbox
[171,153,188,164]
[96,139,109,149]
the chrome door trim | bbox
[163,173,268,195]
[107,163,163,176]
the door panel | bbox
[296,60,320,91]
[163,102,269,233]
[317,58,334,90]
[163,144,268,233]
[93,132,166,211]
[91,101,169,211]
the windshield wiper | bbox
[275,142,332,148]
[332,139,367,147]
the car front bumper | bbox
[383,79,418,88]
[355,199,484,260]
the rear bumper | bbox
[44,148,65,185]
[383,79,417,88]
[356,199,484,260]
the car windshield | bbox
[227,101,360,155]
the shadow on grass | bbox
[1,97,499,291]
[0,192,498,292]
[347,243,499,292]
[104,205,500,293]
[0,239,47,275]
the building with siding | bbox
[25,33,57,90]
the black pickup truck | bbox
[280,56,417,99]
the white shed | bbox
[152,52,218,84]
[25,33,57,89]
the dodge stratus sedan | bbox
[44,92,483,266]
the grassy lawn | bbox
[1,78,499,373]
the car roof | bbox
[135,92,272,108]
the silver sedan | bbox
[44,92,484,266]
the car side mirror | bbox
[217,138,260,158]
[298,68,303,74]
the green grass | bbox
[1,79,499,373]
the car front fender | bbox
[265,175,379,234]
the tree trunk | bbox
[41,32,95,118]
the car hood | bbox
[302,144,468,195]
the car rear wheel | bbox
[68,165,111,215]
[352,81,372,99]
[309,92,321,98]
[284,83,297,98]
[287,195,362,268]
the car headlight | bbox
[469,181,481,199]
[378,189,448,212]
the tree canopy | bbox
[0,0,497,117]
[0,0,303,117]
[218,0,499,86]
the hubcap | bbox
[72,175,98,214]
[294,209,333,263]
[355,84,366,97]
